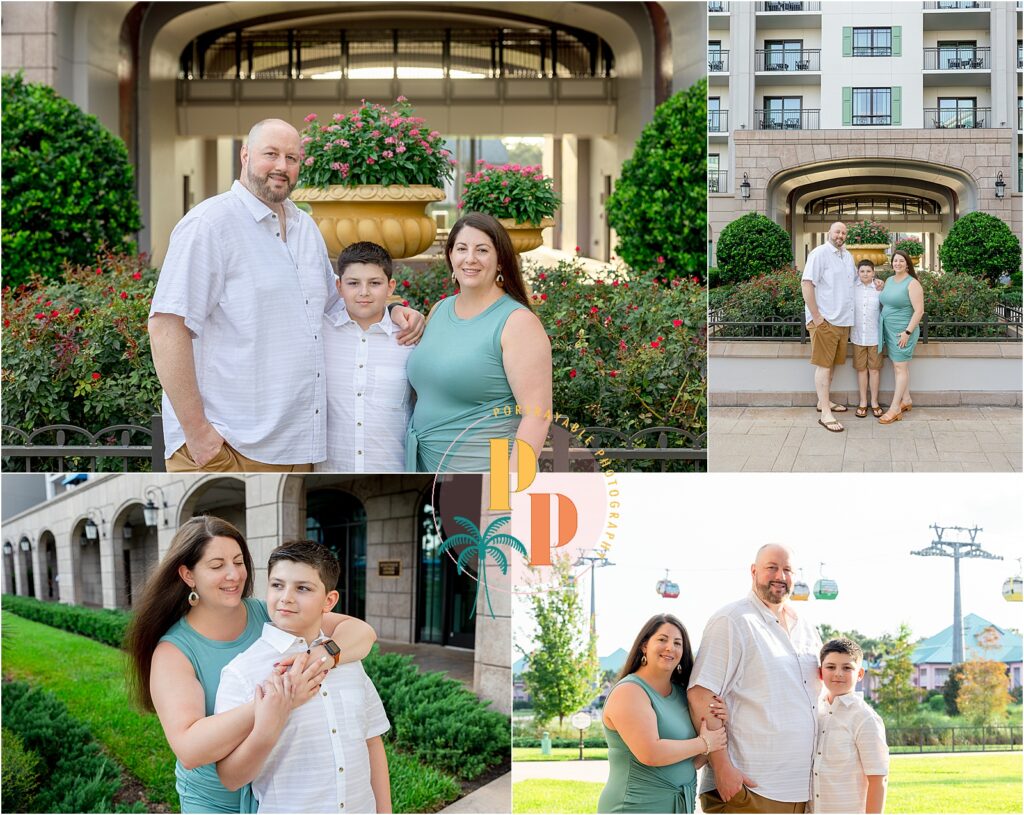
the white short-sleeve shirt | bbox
[316,304,413,473]
[689,591,823,803]
[802,242,857,326]
[214,623,390,814]
[151,181,336,464]
[850,281,881,346]
[811,692,889,813]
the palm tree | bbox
[437,515,527,618]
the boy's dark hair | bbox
[337,241,394,280]
[268,540,340,591]
[857,258,875,271]
[820,637,864,664]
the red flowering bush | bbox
[297,97,455,188]
[2,253,161,467]
[399,258,707,468]
[716,268,805,335]
[459,161,559,225]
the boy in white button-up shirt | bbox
[214,542,391,813]
[851,260,884,419]
[317,242,413,473]
[812,638,888,813]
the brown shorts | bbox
[852,343,884,371]
[807,319,850,368]
[166,442,313,473]
[701,787,807,814]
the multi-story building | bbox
[708,1,1023,269]
[912,612,1023,690]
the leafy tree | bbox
[957,659,1012,725]
[942,663,966,716]
[715,213,794,285]
[873,623,919,727]
[1,73,142,287]
[938,211,1021,286]
[518,555,600,728]
[606,80,707,282]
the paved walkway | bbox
[710,406,1022,472]
[440,773,511,813]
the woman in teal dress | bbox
[877,250,925,424]
[599,614,729,813]
[125,516,376,813]
[406,212,552,472]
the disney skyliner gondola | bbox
[1004,558,1022,602]
[655,570,680,599]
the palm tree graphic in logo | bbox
[438,515,527,619]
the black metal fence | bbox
[708,110,729,132]
[708,1,730,11]
[755,49,821,72]
[756,1,822,10]
[542,427,707,473]
[708,170,729,194]
[924,46,991,71]
[924,106,992,129]
[755,108,820,130]
[887,725,1022,753]
[708,50,729,72]
[923,1,990,8]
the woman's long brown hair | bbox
[124,515,254,712]
[445,211,534,311]
[616,613,694,689]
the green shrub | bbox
[2,595,131,648]
[715,213,793,285]
[926,694,947,712]
[996,284,1022,308]
[363,648,510,779]
[386,741,460,813]
[714,268,805,337]
[894,238,924,256]
[939,212,1022,285]
[707,267,722,289]
[846,220,890,245]
[1,727,42,813]
[1,253,160,468]
[1,74,142,288]
[605,80,706,282]
[919,271,1002,338]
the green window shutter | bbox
[843,27,853,57]
[892,26,902,57]
[843,87,853,126]
[892,86,902,126]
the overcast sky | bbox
[512,474,1023,658]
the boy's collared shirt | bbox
[850,280,881,346]
[689,591,822,803]
[811,691,889,813]
[214,623,390,814]
[318,303,413,473]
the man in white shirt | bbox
[317,242,413,473]
[149,119,423,471]
[801,221,857,433]
[215,541,391,814]
[688,544,822,814]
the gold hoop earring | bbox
[451,271,456,282]
[496,272,504,286]
[188,590,199,606]
[676,663,683,674]
[641,653,647,666]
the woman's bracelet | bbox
[700,734,711,756]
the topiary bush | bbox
[938,212,1021,286]
[1,74,142,288]
[715,213,794,286]
[605,79,706,283]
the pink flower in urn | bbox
[303,113,318,122]
[366,157,376,165]
[304,157,315,166]
[396,144,407,153]
[409,129,420,137]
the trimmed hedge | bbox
[715,213,794,286]
[2,594,130,647]
[939,212,1021,286]
[363,649,510,779]
[1,680,143,813]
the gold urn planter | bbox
[292,184,445,260]
[846,244,889,267]
[497,217,556,254]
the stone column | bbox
[30,538,44,600]
[473,475,512,715]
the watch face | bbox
[322,639,341,655]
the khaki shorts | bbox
[701,787,807,814]
[807,319,850,369]
[166,442,313,473]
[852,342,884,371]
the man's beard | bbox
[755,579,790,605]
[247,166,294,203]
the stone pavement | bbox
[440,773,511,813]
[710,406,1022,472]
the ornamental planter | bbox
[497,217,556,254]
[846,244,889,267]
[291,184,445,260]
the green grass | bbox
[1,611,463,813]
[513,747,608,762]
[512,754,1023,814]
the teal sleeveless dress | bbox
[878,274,920,362]
[598,676,698,813]
[406,294,526,472]
[159,597,270,813]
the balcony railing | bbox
[923,1,990,8]
[852,114,892,126]
[708,1,730,11]
[708,110,729,131]
[708,50,729,72]
[923,47,991,70]
[708,170,728,194]
[755,49,821,72]
[924,106,991,128]
[755,108,821,129]
[756,1,822,10]
[853,46,892,57]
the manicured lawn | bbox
[1,611,179,807]
[513,747,608,762]
[511,754,1022,814]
